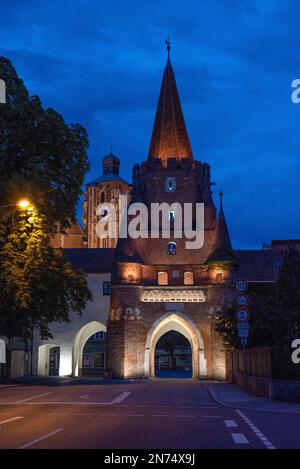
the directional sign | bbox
[235,280,248,293]
[236,309,250,322]
[235,294,248,307]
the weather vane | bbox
[165,36,171,56]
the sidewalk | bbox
[207,382,300,414]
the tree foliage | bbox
[0,57,89,230]
[0,57,92,340]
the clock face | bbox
[167,242,177,255]
[165,177,176,192]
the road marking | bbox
[231,433,250,444]
[152,414,170,417]
[235,410,276,449]
[154,405,173,408]
[202,415,223,418]
[15,392,52,403]
[79,394,89,399]
[0,416,24,425]
[176,415,196,418]
[224,419,238,428]
[178,405,195,409]
[18,428,64,449]
[135,405,149,408]
[125,414,144,417]
[111,392,131,405]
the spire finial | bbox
[165,36,171,59]
[219,190,224,213]
[109,145,113,155]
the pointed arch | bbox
[144,312,206,379]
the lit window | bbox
[158,271,168,285]
[165,177,176,192]
[184,271,194,285]
[216,273,223,283]
[103,281,111,295]
[93,331,106,341]
[168,211,175,222]
[167,242,177,255]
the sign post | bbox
[235,280,250,388]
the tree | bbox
[0,57,92,342]
[0,57,89,230]
[215,244,300,349]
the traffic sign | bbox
[235,280,248,293]
[235,294,248,307]
[236,309,250,322]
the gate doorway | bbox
[49,346,60,376]
[155,330,192,379]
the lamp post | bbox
[0,199,31,212]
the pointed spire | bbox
[148,40,193,160]
[206,191,236,264]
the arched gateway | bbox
[144,312,207,379]
[106,45,237,380]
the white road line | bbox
[135,405,149,408]
[224,419,238,428]
[235,410,276,449]
[176,415,196,418]
[231,433,250,444]
[18,428,64,449]
[125,414,144,417]
[79,394,89,399]
[202,415,223,418]
[15,392,52,404]
[178,406,195,409]
[111,392,131,405]
[152,414,170,417]
[0,416,24,425]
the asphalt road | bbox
[0,378,299,449]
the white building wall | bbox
[33,272,111,376]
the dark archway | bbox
[154,330,192,379]
[81,331,106,376]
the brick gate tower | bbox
[107,43,238,379]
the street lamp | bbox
[0,199,32,210]
[17,199,30,209]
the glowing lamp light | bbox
[17,199,30,209]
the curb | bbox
[206,384,300,415]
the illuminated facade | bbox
[106,48,238,380]
[82,151,131,248]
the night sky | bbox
[1,0,300,249]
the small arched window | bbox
[167,242,177,255]
[100,191,105,204]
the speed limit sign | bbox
[235,280,248,293]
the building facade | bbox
[83,151,131,248]
[2,48,298,381]
[106,48,238,380]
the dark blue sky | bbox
[1,0,300,248]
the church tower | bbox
[107,42,237,379]
[83,150,131,248]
